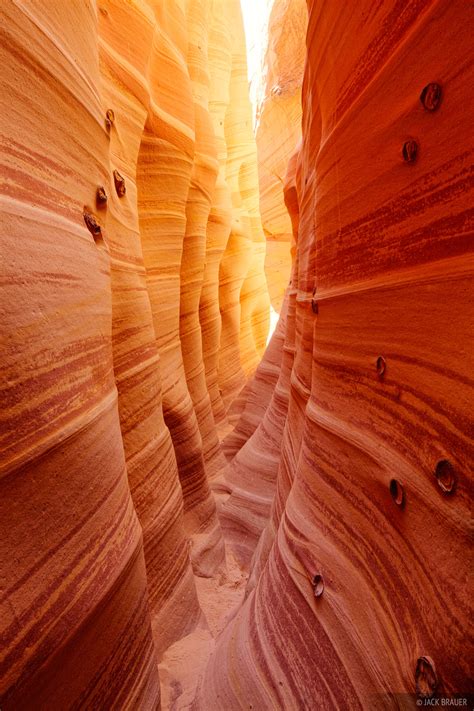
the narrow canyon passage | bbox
[1,1,473,710]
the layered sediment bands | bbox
[0,2,160,707]
[221,295,287,461]
[136,3,225,577]
[199,0,474,707]
[98,0,202,651]
[222,149,300,466]
[3,0,472,707]
[217,0,271,410]
[254,0,307,311]
[1,0,271,705]
[202,0,234,430]
[221,154,300,566]
[181,0,228,484]
[219,294,290,565]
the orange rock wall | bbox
[0,0,269,706]
[200,0,474,707]
[0,2,160,707]
[216,0,270,410]
[255,0,306,311]
[1,0,472,708]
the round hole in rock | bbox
[389,479,404,506]
[420,83,442,111]
[376,355,386,377]
[434,459,456,494]
[415,656,438,698]
[312,574,324,598]
[96,186,107,207]
[113,169,126,197]
[402,139,418,163]
[83,208,105,248]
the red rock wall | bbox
[0,0,268,706]
[220,151,299,566]
[199,0,474,707]
[1,0,472,707]
[0,2,161,707]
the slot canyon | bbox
[1,0,473,708]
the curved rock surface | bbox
[98,0,203,652]
[254,0,307,312]
[199,1,474,708]
[1,0,472,709]
[1,0,268,706]
[0,2,160,707]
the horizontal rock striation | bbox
[199,0,474,707]
[254,0,307,312]
[1,0,269,707]
[1,0,472,708]
[0,2,161,707]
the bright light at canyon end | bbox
[240,0,269,122]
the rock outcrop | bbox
[0,2,161,707]
[1,0,472,709]
[252,0,307,311]
[200,0,474,708]
[1,0,268,707]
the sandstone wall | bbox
[0,2,160,706]
[2,0,472,708]
[199,0,474,707]
[255,0,306,311]
[0,0,269,706]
